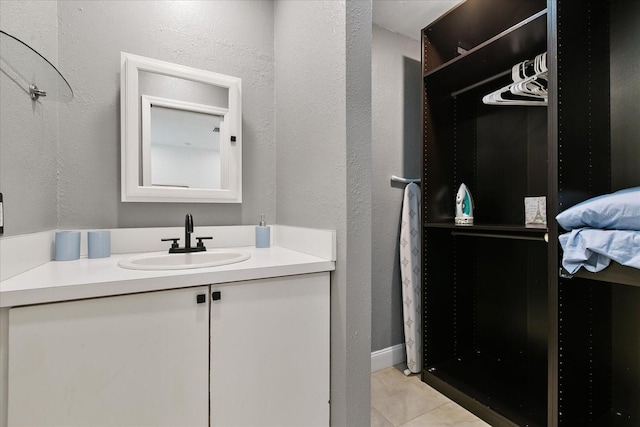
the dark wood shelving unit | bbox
[424,355,547,427]
[423,224,548,426]
[422,2,550,423]
[423,0,547,68]
[424,10,547,94]
[554,1,640,425]
[421,1,640,426]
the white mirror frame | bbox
[121,52,242,203]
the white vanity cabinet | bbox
[7,286,210,426]
[6,272,330,427]
[210,272,330,426]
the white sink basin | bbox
[118,250,251,270]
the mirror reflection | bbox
[148,106,222,189]
[139,70,229,109]
[138,70,229,190]
[140,94,230,191]
[150,106,220,188]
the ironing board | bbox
[399,182,422,374]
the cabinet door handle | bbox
[196,294,206,304]
[211,291,222,301]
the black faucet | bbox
[161,214,212,253]
[184,213,194,249]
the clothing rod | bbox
[451,69,511,98]
[391,175,421,184]
[451,231,548,242]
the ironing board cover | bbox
[400,182,422,373]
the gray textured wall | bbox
[0,1,60,236]
[274,1,372,425]
[1,1,275,236]
[0,2,61,424]
[57,0,275,230]
[371,25,422,352]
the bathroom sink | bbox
[118,250,251,270]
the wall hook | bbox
[29,84,47,101]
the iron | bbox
[455,183,474,226]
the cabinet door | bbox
[210,272,330,427]
[8,286,209,427]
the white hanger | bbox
[483,52,548,106]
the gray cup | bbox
[88,230,111,259]
[55,231,81,261]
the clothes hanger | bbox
[483,52,548,106]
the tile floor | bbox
[371,365,491,427]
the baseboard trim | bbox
[371,344,405,373]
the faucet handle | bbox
[161,238,180,249]
[196,236,212,248]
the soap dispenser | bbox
[255,213,270,248]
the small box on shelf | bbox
[524,196,546,228]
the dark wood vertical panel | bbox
[474,239,529,369]
[555,0,640,425]
[527,241,549,406]
[424,89,455,222]
[557,279,612,426]
[606,9,640,391]
[527,107,548,197]
[546,1,559,425]
[611,285,640,422]
[610,0,640,190]
[423,228,455,366]
[475,104,529,224]
[556,0,611,212]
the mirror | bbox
[121,52,242,203]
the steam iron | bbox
[455,183,474,226]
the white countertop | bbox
[0,245,335,308]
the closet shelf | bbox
[423,0,546,66]
[561,262,640,288]
[423,9,547,94]
[0,30,73,102]
[425,222,548,240]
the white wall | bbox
[274,1,372,425]
[371,25,422,352]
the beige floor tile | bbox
[372,407,394,427]
[399,401,491,427]
[371,366,450,426]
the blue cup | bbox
[55,231,81,261]
[88,230,111,259]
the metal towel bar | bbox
[391,175,421,184]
